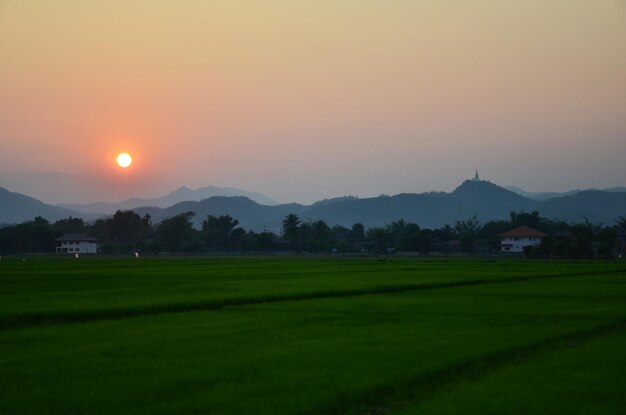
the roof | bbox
[54,233,99,242]
[499,226,547,238]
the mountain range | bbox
[130,180,626,232]
[57,185,278,214]
[0,186,90,225]
[506,185,626,200]
[2,181,625,231]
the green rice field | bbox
[1,256,625,414]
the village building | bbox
[55,233,99,254]
[499,226,547,253]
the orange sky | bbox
[1,0,625,203]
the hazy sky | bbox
[1,0,625,204]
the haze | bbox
[1,0,625,204]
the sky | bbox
[1,0,625,205]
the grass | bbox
[0,256,625,414]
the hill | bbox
[133,197,302,233]
[132,180,537,230]
[58,185,278,214]
[3,180,626,230]
[0,186,88,224]
[540,190,626,225]
[507,185,626,201]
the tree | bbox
[108,210,150,251]
[282,213,301,250]
[454,216,481,253]
[387,219,412,248]
[51,217,86,236]
[510,211,542,229]
[300,220,334,252]
[568,220,597,259]
[250,231,276,251]
[367,227,390,253]
[595,228,617,259]
[350,223,365,241]
[202,215,240,250]
[10,217,51,253]
[156,212,198,252]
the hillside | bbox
[59,185,278,214]
[539,190,626,225]
[0,186,88,224]
[135,180,542,230]
[507,185,626,201]
[3,180,626,230]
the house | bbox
[499,226,547,253]
[55,233,99,254]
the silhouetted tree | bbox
[367,227,390,253]
[595,228,617,259]
[282,213,301,250]
[156,212,198,252]
[568,220,597,259]
[350,223,365,242]
[510,211,542,229]
[106,210,150,252]
[202,215,240,250]
[247,231,276,251]
[454,216,481,253]
[300,220,334,252]
[50,217,86,236]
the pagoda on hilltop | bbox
[472,169,481,181]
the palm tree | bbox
[282,213,301,249]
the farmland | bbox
[1,257,625,414]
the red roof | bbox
[499,226,547,238]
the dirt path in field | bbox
[312,320,626,415]
[1,268,625,331]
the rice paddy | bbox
[1,256,624,414]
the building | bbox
[499,226,547,253]
[472,169,480,181]
[55,233,99,254]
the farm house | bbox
[499,226,547,253]
[55,233,99,254]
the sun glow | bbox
[116,153,133,168]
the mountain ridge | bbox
[57,185,279,214]
[0,186,95,225]
[506,185,626,200]
[2,180,626,230]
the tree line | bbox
[0,210,624,259]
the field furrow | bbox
[0,257,624,414]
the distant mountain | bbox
[58,185,279,214]
[0,186,89,224]
[540,190,626,225]
[506,185,626,201]
[136,180,595,231]
[3,180,625,230]
[133,197,301,233]
[302,180,537,229]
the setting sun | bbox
[116,153,133,168]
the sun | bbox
[116,153,133,168]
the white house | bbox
[55,233,99,254]
[499,226,547,253]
